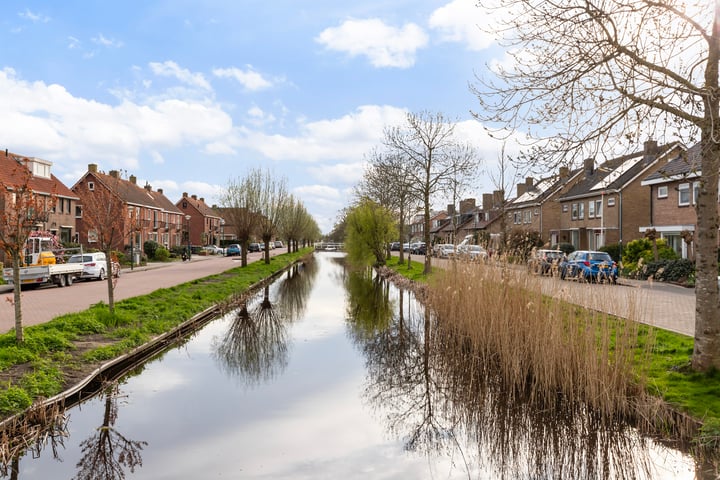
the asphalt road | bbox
[0,250,281,333]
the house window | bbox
[588,201,595,218]
[524,210,532,223]
[594,200,602,218]
[678,183,690,206]
[578,202,584,220]
[657,186,668,198]
[571,203,578,220]
[562,204,568,213]
[693,181,700,205]
[88,181,94,191]
[513,212,522,224]
[607,197,616,207]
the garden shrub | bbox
[599,243,622,262]
[622,238,678,276]
[143,240,159,259]
[154,246,170,261]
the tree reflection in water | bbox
[274,257,318,323]
[73,384,147,480]
[346,269,697,479]
[213,285,290,386]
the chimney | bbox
[559,166,569,180]
[493,190,504,207]
[517,183,527,197]
[447,204,456,216]
[144,183,152,191]
[88,163,98,173]
[482,193,493,211]
[459,198,476,214]
[128,175,136,184]
[584,158,594,177]
[526,177,534,188]
[158,188,163,194]
[182,192,188,198]
[109,170,119,178]
[4,149,7,157]
[644,139,658,155]
[191,194,198,200]
[199,197,205,203]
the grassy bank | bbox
[0,249,312,419]
[382,256,719,449]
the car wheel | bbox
[98,268,106,281]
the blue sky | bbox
[0,0,512,233]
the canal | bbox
[0,252,706,479]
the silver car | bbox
[68,252,121,280]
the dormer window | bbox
[28,158,52,179]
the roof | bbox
[0,150,78,200]
[509,169,582,208]
[642,143,702,185]
[178,194,222,218]
[83,171,161,209]
[560,142,681,201]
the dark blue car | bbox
[560,250,618,283]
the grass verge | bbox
[0,248,312,419]
[383,256,719,450]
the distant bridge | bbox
[315,242,344,252]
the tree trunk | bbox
[12,258,23,343]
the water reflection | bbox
[73,384,147,480]
[346,267,708,479]
[212,285,290,386]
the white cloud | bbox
[213,66,273,91]
[307,162,364,184]
[150,61,212,90]
[0,67,233,171]
[18,9,50,23]
[67,36,81,49]
[92,33,123,48]
[428,0,495,51]
[316,18,428,68]
[234,104,406,162]
[294,184,341,200]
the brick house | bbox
[640,143,703,259]
[176,193,225,248]
[0,149,79,244]
[557,140,683,250]
[505,167,583,246]
[72,164,186,256]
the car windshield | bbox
[589,253,612,262]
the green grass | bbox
[0,248,312,418]
[384,256,432,282]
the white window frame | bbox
[678,183,690,206]
[657,185,668,198]
[607,197,616,207]
[588,201,595,218]
[571,203,578,220]
[578,202,585,220]
[594,200,602,218]
[693,181,700,205]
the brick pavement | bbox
[0,252,272,333]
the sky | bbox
[0,0,512,234]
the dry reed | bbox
[424,261,673,430]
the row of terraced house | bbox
[0,149,234,262]
[415,140,705,259]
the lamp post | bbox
[185,214,191,261]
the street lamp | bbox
[185,214,191,261]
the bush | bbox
[144,240,159,259]
[635,258,694,283]
[599,243,622,263]
[154,246,170,262]
[0,386,32,415]
[553,243,576,255]
[622,238,678,276]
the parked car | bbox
[248,243,261,252]
[226,244,241,256]
[274,240,284,248]
[560,250,618,283]
[457,244,488,262]
[67,252,120,281]
[410,242,426,255]
[390,242,401,251]
[436,244,456,258]
[402,243,410,252]
[203,245,225,255]
[528,249,564,276]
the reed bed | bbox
[424,262,684,434]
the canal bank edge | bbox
[0,250,313,438]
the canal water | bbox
[0,252,706,479]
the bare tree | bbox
[0,162,56,343]
[219,172,263,267]
[74,173,126,313]
[473,0,720,371]
[256,170,288,264]
[385,111,481,274]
